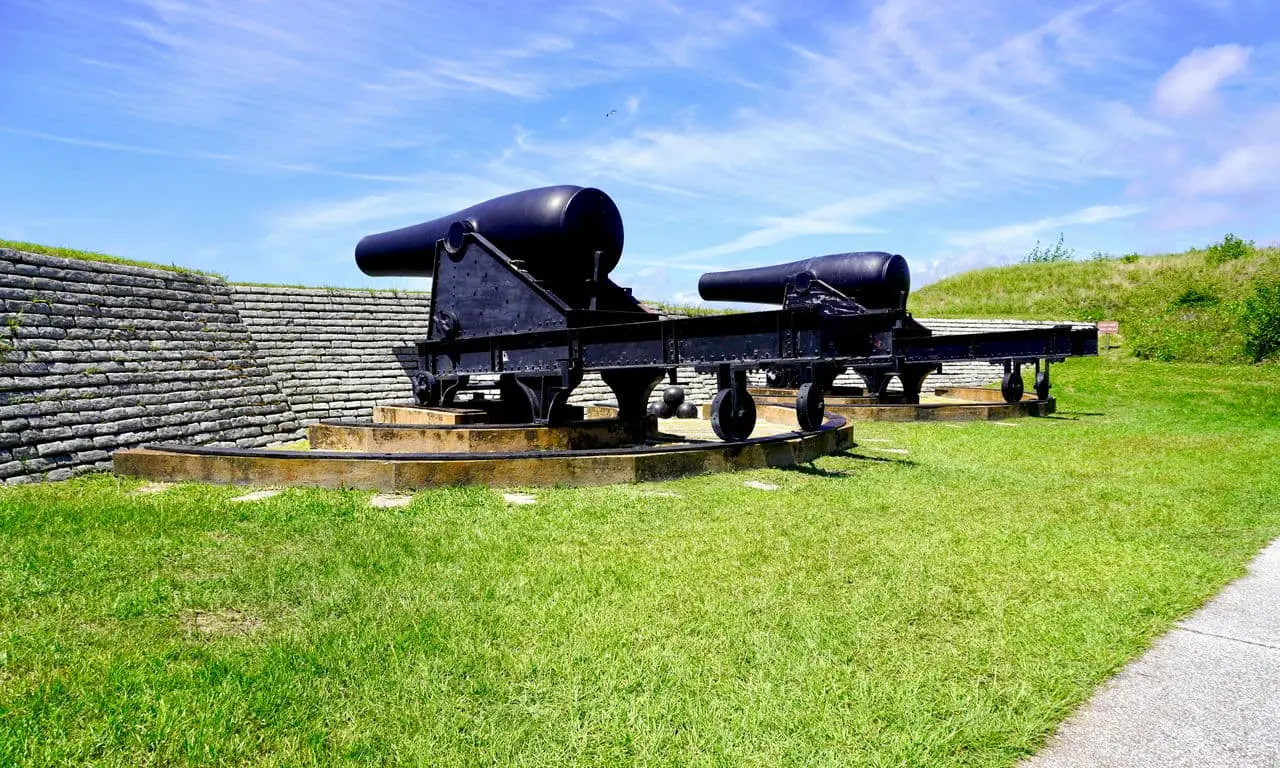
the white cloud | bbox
[1178,144,1280,196]
[945,204,1148,248]
[1152,44,1250,117]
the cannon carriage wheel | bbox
[710,387,757,442]
[795,382,825,431]
[1001,362,1024,403]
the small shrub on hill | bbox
[1240,282,1280,362]
[1172,286,1219,308]
[1023,232,1075,263]
[1205,233,1254,266]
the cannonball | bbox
[675,401,698,419]
[662,385,686,408]
[652,401,674,419]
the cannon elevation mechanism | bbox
[357,185,1098,441]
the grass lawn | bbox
[2,356,1278,767]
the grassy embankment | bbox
[911,239,1280,364]
[0,239,431,294]
[0,239,223,278]
[2,356,1279,766]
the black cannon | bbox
[698,251,911,310]
[357,185,625,282]
[357,185,1098,441]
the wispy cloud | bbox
[667,189,929,262]
[0,125,420,182]
[4,0,1279,293]
[945,204,1149,248]
[9,0,781,163]
[504,1,1171,246]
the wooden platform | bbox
[371,401,594,426]
[308,417,656,453]
[113,417,854,491]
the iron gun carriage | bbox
[357,185,1097,441]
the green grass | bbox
[228,281,432,295]
[0,239,224,279]
[2,356,1278,766]
[641,301,740,317]
[909,242,1280,363]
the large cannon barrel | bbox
[355,185,625,279]
[697,251,910,309]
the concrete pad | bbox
[743,481,778,491]
[228,490,280,503]
[1024,539,1280,768]
[369,494,413,508]
[1178,542,1280,648]
[130,482,174,495]
[503,493,537,505]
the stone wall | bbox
[227,286,431,425]
[0,249,300,485]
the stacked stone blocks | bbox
[226,285,430,426]
[1,249,300,485]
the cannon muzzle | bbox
[355,185,624,280]
[697,251,910,309]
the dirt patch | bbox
[369,493,413,508]
[229,490,281,503]
[177,569,228,583]
[181,608,263,638]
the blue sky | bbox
[2,0,1279,303]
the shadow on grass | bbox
[782,450,918,474]
[782,463,854,478]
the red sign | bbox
[1097,320,1119,334]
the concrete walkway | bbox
[1023,540,1280,767]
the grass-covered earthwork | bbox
[910,237,1280,364]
